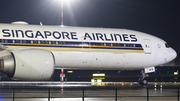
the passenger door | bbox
[143,39,151,54]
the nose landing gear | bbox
[138,67,155,85]
[138,70,149,85]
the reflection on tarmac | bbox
[0,82,179,101]
[1,81,180,87]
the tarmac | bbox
[0,82,179,101]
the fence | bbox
[0,86,179,101]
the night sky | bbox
[0,0,180,64]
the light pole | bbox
[61,0,64,26]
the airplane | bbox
[0,21,177,85]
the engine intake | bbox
[0,53,15,78]
[0,49,55,80]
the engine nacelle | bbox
[0,49,55,80]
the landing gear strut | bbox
[138,70,149,85]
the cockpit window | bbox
[165,43,170,48]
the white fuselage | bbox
[0,24,177,70]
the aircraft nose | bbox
[169,48,177,61]
[172,48,177,59]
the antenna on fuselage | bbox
[40,22,43,25]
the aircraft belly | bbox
[53,51,146,70]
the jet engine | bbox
[0,49,55,80]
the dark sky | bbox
[0,0,180,64]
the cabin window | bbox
[54,41,56,44]
[33,41,37,44]
[129,44,132,47]
[165,43,170,48]
[4,40,7,43]
[126,44,128,47]
[107,43,110,46]
[16,40,20,43]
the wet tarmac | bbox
[0,82,179,101]
[1,81,180,87]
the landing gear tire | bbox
[138,79,148,85]
[142,80,148,85]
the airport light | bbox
[91,79,95,82]
[64,0,75,4]
[92,73,105,85]
[97,80,102,82]
[67,71,73,73]
[174,72,178,75]
[97,79,102,85]
[93,73,105,77]
[54,0,77,26]
[93,78,105,80]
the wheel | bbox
[138,79,148,85]
[142,80,148,85]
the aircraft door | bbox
[81,36,91,52]
[143,39,151,54]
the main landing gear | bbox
[138,70,149,85]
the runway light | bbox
[122,83,124,86]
